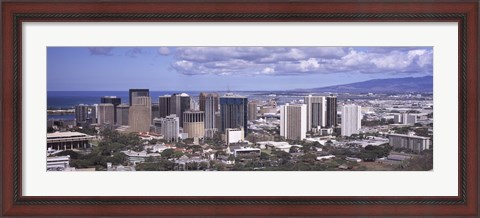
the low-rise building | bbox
[47,155,70,171]
[224,128,244,145]
[388,132,430,152]
[47,131,95,151]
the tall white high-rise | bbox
[304,95,326,130]
[161,114,180,142]
[341,104,362,137]
[280,104,307,140]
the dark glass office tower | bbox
[101,96,121,123]
[158,95,172,119]
[170,93,191,127]
[326,96,338,128]
[220,94,248,136]
[129,89,149,106]
[151,102,160,122]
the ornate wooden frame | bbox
[1,0,478,216]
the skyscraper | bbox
[160,114,180,142]
[341,104,362,137]
[199,92,219,112]
[128,96,151,132]
[203,93,219,129]
[326,96,338,128]
[304,95,326,130]
[151,102,159,122]
[75,104,89,126]
[116,104,129,126]
[129,89,149,106]
[220,93,248,136]
[158,95,171,119]
[280,104,307,140]
[183,110,205,139]
[247,101,258,121]
[75,104,97,126]
[170,93,191,127]
[97,103,115,126]
[100,96,121,123]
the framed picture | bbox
[1,0,478,216]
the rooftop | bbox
[388,133,430,140]
[47,131,90,138]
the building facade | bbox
[199,92,219,112]
[304,95,326,130]
[128,96,151,132]
[116,104,130,126]
[97,103,115,126]
[100,96,121,123]
[326,96,338,128]
[220,93,248,136]
[183,111,205,139]
[202,93,219,130]
[280,104,307,140]
[151,102,159,122]
[389,133,430,152]
[47,131,95,150]
[247,101,258,121]
[341,104,362,137]
[160,114,180,142]
[158,95,172,119]
[225,128,244,145]
[129,89,149,106]
[171,93,191,127]
[75,104,97,126]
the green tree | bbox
[260,152,270,160]
[173,150,185,159]
[55,150,81,159]
[161,149,175,159]
[301,153,317,164]
[106,152,128,165]
[199,162,209,170]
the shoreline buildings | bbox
[129,89,149,106]
[97,103,115,126]
[100,96,121,123]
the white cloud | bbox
[169,47,433,76]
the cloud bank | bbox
[169,47,433,76]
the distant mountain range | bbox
[298,76,433,93]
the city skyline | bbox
[47,46,433,91]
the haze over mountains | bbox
[297,76,433,93]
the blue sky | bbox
[47,46,433,91]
